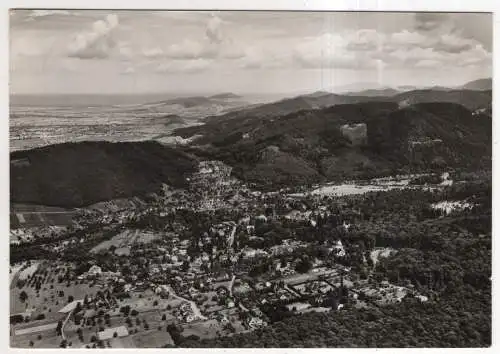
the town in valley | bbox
[9,9,492,349]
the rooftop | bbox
[58,299,83,313]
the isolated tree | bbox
[19,291,28,303]
[56,320,63,336]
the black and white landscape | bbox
[9,10,492,348]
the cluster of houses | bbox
[77,265,122,283]
[245,315,267,330]
[175,302,198,323]
[10,226,67,245]
[352,280,429,306]
[189,161,240,210]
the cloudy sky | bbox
[10,10,492,95]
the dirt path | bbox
[228,225,236,249]
[228,275,236,296]
[61,310,73,341]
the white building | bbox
[88,265,102,276]
[58,300,84,314]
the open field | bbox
[11,204,74,213]
[12,286,185,348]
[10,262,100,319]
[131,328,174,347]
[278,268,338,286]
[15,322,58,335]
[91,230,161,254]
[18,262,40,281]
[109,336,137,348]
[11,329,63,348]
[87,198,145,213]
[11,278,99,316]
[182,319,225,339]
[117,290,184,312]
[10,204,77,228]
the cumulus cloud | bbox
[29,10,73,18]
[414,59,442,68]
[238,47,287,69]
[456,45,491,67]
[345,29,382,52]
[155,14,244,62]
[121,67,135,75]
[118,42,133,60]
[143,47,164,58]
[156,59,211,74]
[11,36,53,58]
[389,30,428,48]
[289,16,491,72]
[292,32,381,70]
[165,39,217,59]
[414,13,449,32]
[434,33,475,53]
[67,14,119,59]
[206,14,223,44]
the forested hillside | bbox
[10,141,198,207]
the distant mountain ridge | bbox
[209,93,242,99]
[177,100,491,189]
[202,87,491,125]
[344,88,400,97]
[462,78,492,91]
[9,78,492,204]
[10,99,491,205]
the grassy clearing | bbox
[131,328,174,347]
[90,230,160,254]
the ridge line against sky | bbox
[9,10,492,95]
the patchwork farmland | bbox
[10,204,77,228]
